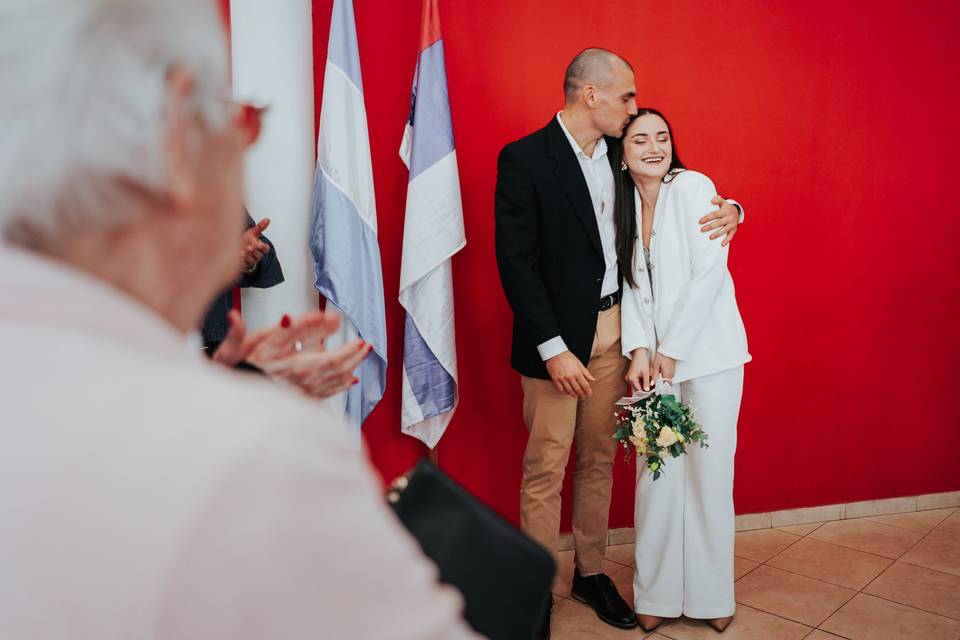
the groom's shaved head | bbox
[563,48,633,100]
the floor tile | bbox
[611,565,635,608]
[865,561,960,620]
[734,556,760,580]
[927,510,960,543]
[768,537,892,590]
[734,528,800,563]
[775,522,825,537]
[809,518,924,558]
[552,549,625,597]
[821,593,960,640]
[550,598,652,639]
[900,536,960,577]
[657,604,811,640]
[862,508,955,533]
[734,565,856,626]
[603,543,636,567]
[803,631,846,639]
[605,543,636,567]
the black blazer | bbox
[495,118,619,380]
[201,212,284,346]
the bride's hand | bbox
[653,352,677,383]
[625,348,652,393]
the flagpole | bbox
[230,0,316,330]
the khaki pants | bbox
[520,304,628,575]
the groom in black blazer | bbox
[495,48,741,639]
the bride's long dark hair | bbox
[610,108,686,289]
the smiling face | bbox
[623,113,673,181]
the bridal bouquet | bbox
[612,379,708,481]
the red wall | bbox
[309,0,960,528]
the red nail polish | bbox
[352,378,359,386]
[280,314,291,328]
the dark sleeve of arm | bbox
[238,213,285,289]
[494,145,561,344]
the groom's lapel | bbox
[546,119,603,259]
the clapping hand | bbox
[213,309,373,399]
[240,217,271,274]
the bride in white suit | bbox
[613,109,751,633]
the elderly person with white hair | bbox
[0,1,478,638]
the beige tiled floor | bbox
[550,507,960,639]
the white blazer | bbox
[620,170,751,383]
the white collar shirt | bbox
[556,112,619,297]
[536,114,622,362]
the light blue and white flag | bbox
[310,0,386,429]
[398,0,464,448]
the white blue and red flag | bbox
[398,0,464,448]
[310,0,387,430]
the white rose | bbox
[655,426,678,448]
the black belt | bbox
[598,290,621,311]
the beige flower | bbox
[629,435,648,455]
[655,426,678,448]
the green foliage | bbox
[612,392,709,481]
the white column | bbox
[229,0,317,330]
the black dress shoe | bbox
[570,568,638,629]
[534,601,551,640]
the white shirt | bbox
[0,247,478,640]
[620,171,751,383]
[537,113,619,361]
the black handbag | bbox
[387,459,556,640]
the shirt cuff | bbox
[726,198,745,223]
[537,336,569,361]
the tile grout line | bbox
[855,506,957,532]
[752,558,875,595]
[737,511,958,634]
[746,512,960,637]
[761,552,894,592]
[857,590,960,624]
[803,625,854,640]
[582,510,958,638]
[678,602,818,637]
[774,532,898,564]
[739,529,805,565]
[745,525,861,631]
[816,512,960,634]
[803,517,929,561]
[896,556,960,579]
[734,557,763,582]
[737,562,858,629]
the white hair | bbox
[0,0,230,247]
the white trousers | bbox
[633,366,744,619]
